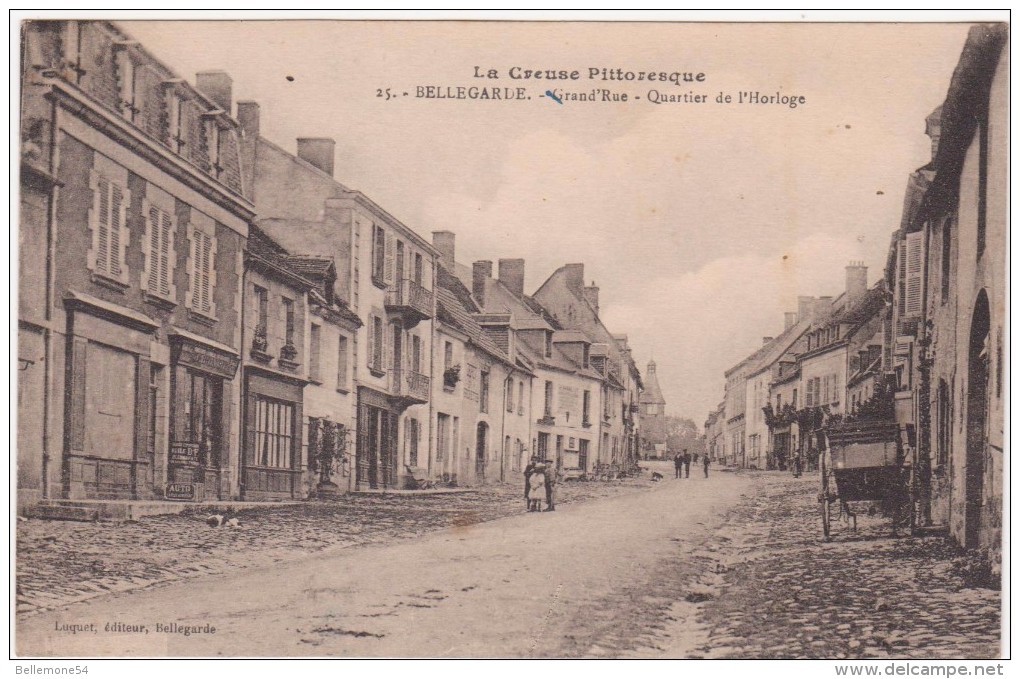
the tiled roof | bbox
[436,275,511,368]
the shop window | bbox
[250,396,295,469]
[185,369,223,467]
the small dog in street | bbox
[206,514,242,528]
[651,472,664,482]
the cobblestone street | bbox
[17,470,1001,658]
[16,475,654,617]
[576,474,1001,659]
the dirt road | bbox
[18,466,747,657]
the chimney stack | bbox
[195,70,233,114]
[784,312,798,330]
[472,261,492,308]
[583,281,600,315]
[296,138,336,177]
[563,263,584,293]
[815,296,834,319]
[236,100,260,139]
[432,231,456,271]
[498,258,525,298]
[845,261,868,306]
[798,296,816,322]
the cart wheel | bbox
[820,473,832,541]
[821,494,832,541]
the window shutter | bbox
[384,322,393,373]
[367,317,376,370]
[160,210,173,297]
[97,176,111,274]
[904,231,925,318]
[147,207,160,291]
[110,183,125,277]
[384,231,396,284]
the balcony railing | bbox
[385,279,434,328]
[392,367,430,405]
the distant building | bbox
[639,360,667,458]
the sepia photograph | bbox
[12,11,1008,665]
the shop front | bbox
[242,367,306,500]
[168,330,240,502]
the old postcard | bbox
[14,14,1007,663]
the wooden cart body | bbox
[820,421,911,539]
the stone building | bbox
[431,263,534,486]
[533,264,642,467]
[451,243,606,475]
[638,360,667,458]
[237,103,439,491]
[18,21,252,506]
[889,24,1006,569]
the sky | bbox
[121,19,972,425]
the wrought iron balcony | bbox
[391,367,430,407]
[385,279,434,329]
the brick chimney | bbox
[845,261,868,306]
[563,263,584,293]
[498,258,525,298]
[296,138,336,177]
[472,261,492,308]
[583,281,600,315]
[784,312,798,330]
[798,296,816,322]
[815,296,834,319]
[432,231,455,271]
[236,100,260,139]
[195,70,232,114]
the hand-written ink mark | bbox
[545,90,563,105]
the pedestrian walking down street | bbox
[793,456,803,478]
[683,449,691,478]
[674,452,683,479]
[703,454,710,478]
[543,459,559,511]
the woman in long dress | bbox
[528,466,547,512]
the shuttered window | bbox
[188,225,217,317]
[88,171,130,282]
[309,324,321,381]
[372,225,386,282]
[903,231,925,318]
[144,203,175,299]
[337,335,349,389]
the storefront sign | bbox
[169,443,200,466]
[165,482,195,501]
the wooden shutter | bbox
[148,206,160,291]
[366,316,376,371]
[159,210,173,297]
[904,231,925,318]
[384,231,396,284]
[96,176,111,274]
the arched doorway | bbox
[965,290,991,549]
[475,422,488,482]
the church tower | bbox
[638,359,668,458]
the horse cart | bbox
[818,420,916,540]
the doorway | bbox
[476,422,488,481]
[965,290,990,549]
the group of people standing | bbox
[673,449,710,479]
[524,457,559,512]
